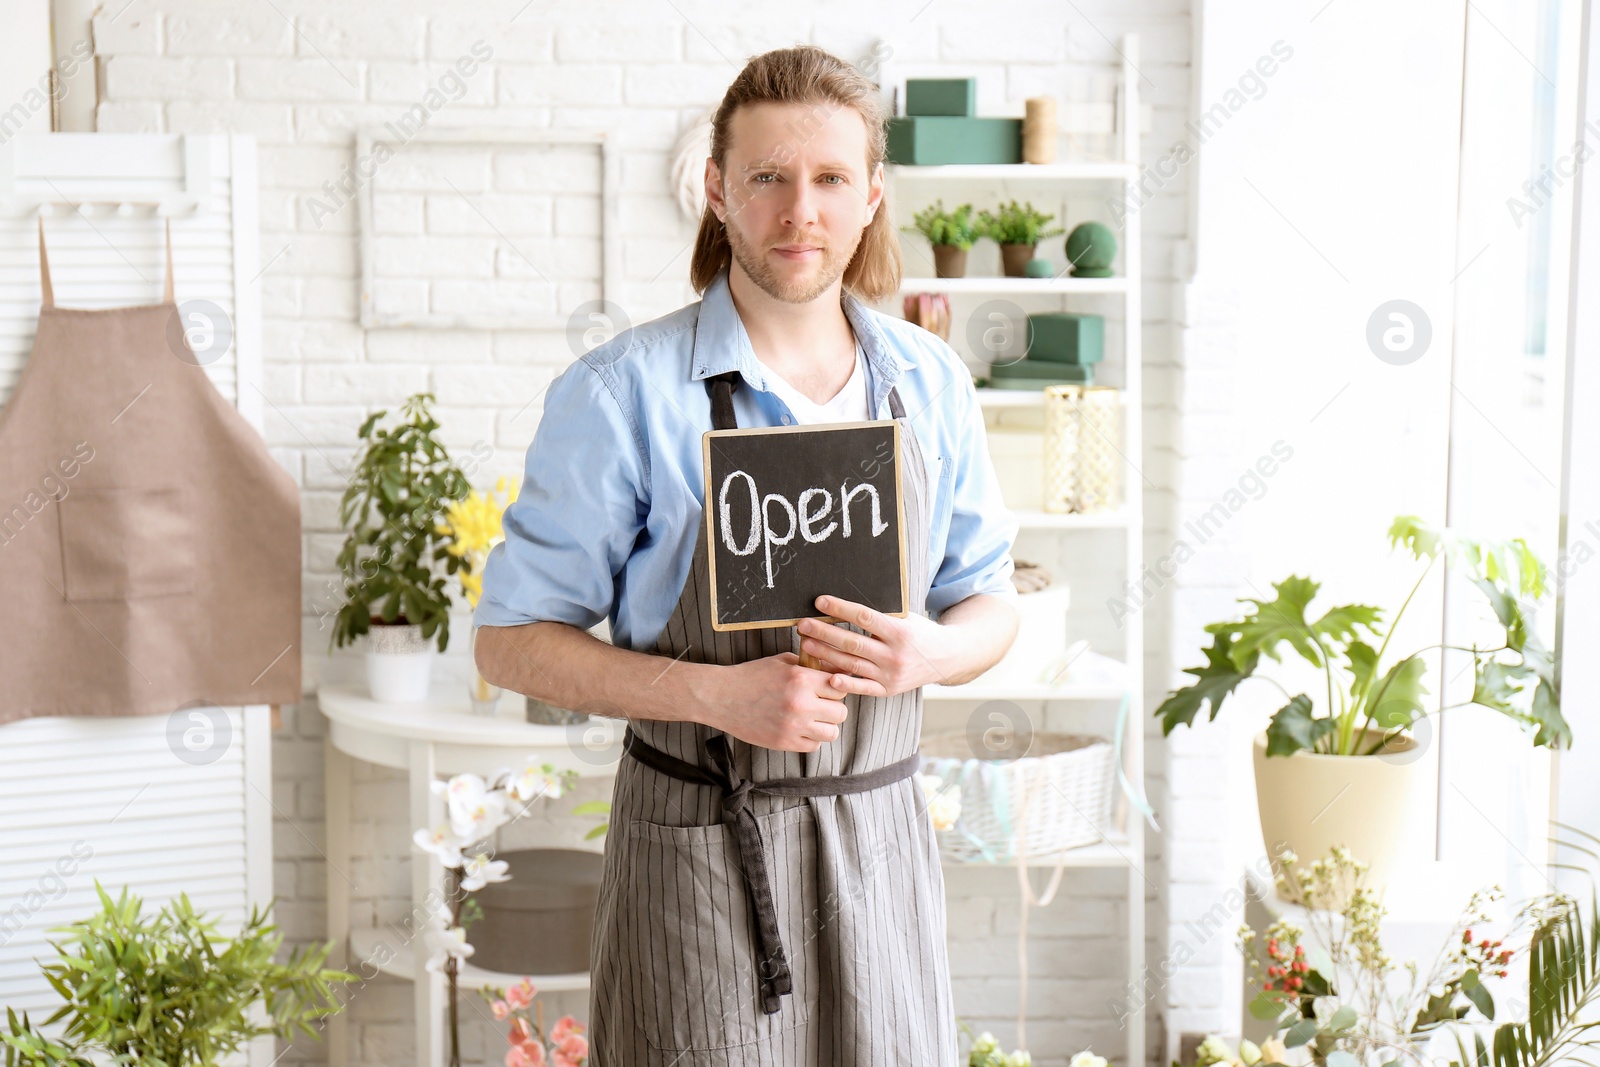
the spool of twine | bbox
[1022,97,1058,164]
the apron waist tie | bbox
[622,726,921,1015]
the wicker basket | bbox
[919,731,1115,864]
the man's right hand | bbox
[703,652,851,752]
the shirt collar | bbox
[690,268,916,399]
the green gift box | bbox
[987,358,1095,389]
[1025,313,1105,365]
[885,117,1022,165]
[906,78,977,117]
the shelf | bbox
[900,276,1127,296]
[1012,506,1130,530]
[974,387,1046,408]
[347,926,591,994]
[941,834,1140,870]
[924,649,1127,701]
[889,162,1137,182]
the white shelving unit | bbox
[888,36,1148,1067]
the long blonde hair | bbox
[689,45,901,303]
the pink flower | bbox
[491,1000,511,1020]
[509,1017,533,1045]
[555,1033,587,1063]
[506,1043,547,1067]
[505,978,537,1010]
[551,1016,584,1043]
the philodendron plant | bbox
[1154,515,1571,757]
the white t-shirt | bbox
[762,341,871,424]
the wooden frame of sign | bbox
[702,418,910,632]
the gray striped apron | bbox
[588,370,958,1065]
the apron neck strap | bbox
[37,218,175,308]
[37,217,53,310]
[706,371,740,430]
[163,218,175,304]
[704,372,907,427]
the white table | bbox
[317,680,622,1067]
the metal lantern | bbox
[1043,385,1124,514]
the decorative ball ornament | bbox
[1064,221,1117,278]
[670,109,715,224]
[1023,257,1055,278]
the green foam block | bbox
[1025,313,1105,365]
[906,78,977,117]
[885,117,1022,165]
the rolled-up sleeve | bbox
[473,359,647,631]
[925,369,1019,617]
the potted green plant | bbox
[904,200,978,279]
[1,882,353,1067]
[331,392,472,703]
[976,200,1065,277]
[1154,515,1569,896]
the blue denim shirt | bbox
[474,268,1018,652]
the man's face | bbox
[706,100,884,304]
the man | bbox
[475,45,1019,1066]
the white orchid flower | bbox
[510,764,564,803]
[423,925,474,974]
[450,792,510,842]
[460,853,511,891]
[435,772,487,813]
[435,773,510,841]
[413,825,465,868]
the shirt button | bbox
[782,414,793,424]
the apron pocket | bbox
[58,487,194,602]
[621,801,817,1054]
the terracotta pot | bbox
[1000,243,1036,277]
[1252,729,1428,905]
[932,244,968,279]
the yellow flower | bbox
[440,476,519,608]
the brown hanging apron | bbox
[0,219,301,723]
[589,370,959,1066]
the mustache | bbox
[770,233,826,249]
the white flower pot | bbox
[1252,728,1429,901]
[365,623,434,703]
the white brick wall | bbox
[89,3,1206,1064]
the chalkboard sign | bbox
[703,420,909,631]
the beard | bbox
[723,218,864,304]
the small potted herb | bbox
[904,199,978,278]
[332,392,472,703]
[976,200,1065,277]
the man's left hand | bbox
[796,594,954,698]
